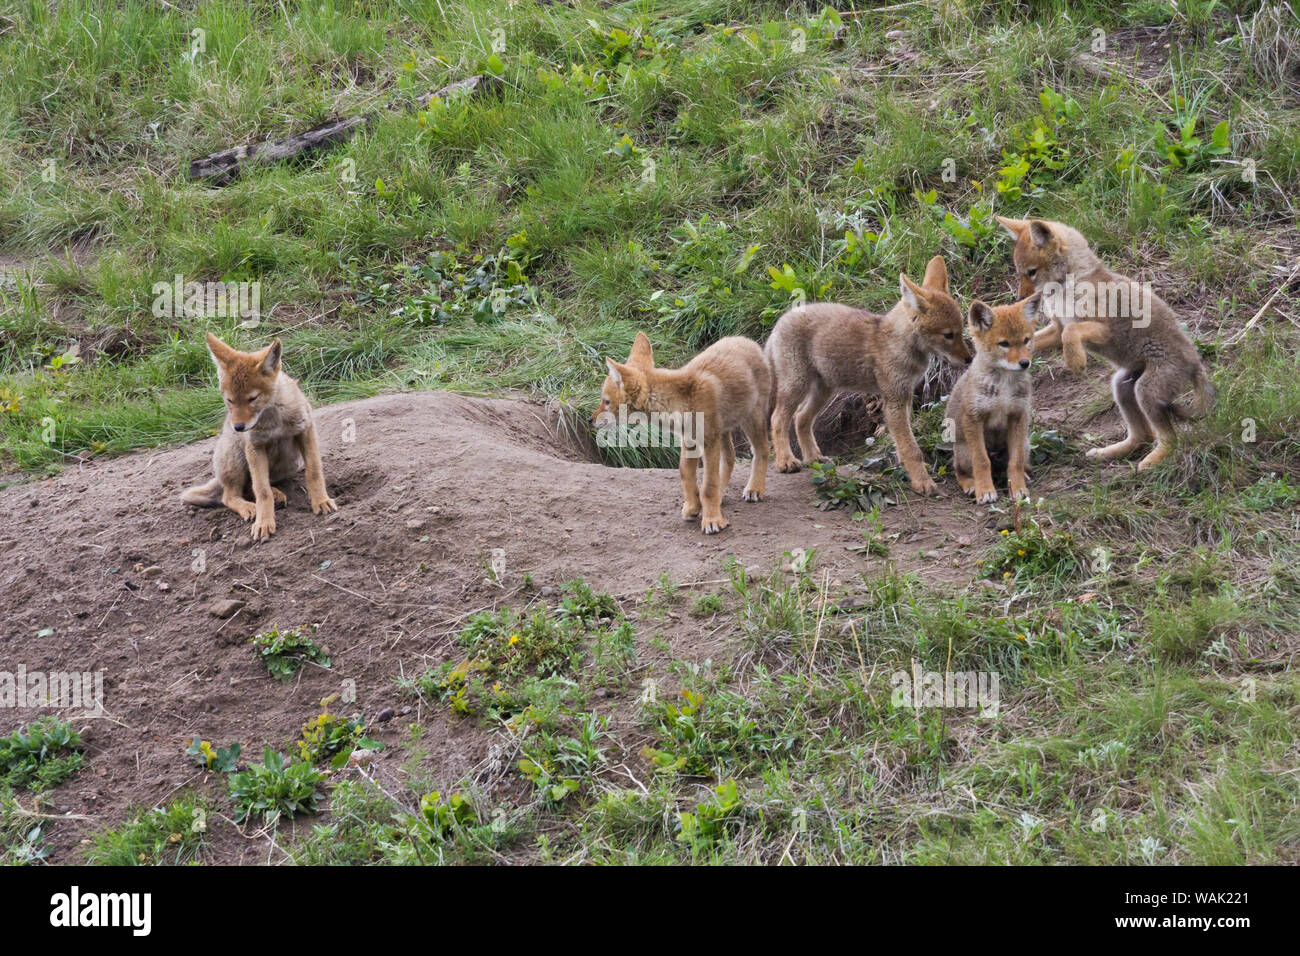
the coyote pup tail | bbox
[1170,364,1217,421]
[180,477,223,507]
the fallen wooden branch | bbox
[188,74,502,185]
[188,115,367,185]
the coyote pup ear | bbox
[604,357,623,385]
[1019,291,1042,324]
[628,331,654,369]
[261,338,282,376]
[969,301,995,331]
[205,331,234,370]
[921,255,949,293]
[900,274,927,314]
[1028,219,1055,247]
[996,216,1028,239]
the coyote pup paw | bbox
[911,476,940,497]
[701,515,730,535]
[741,487,763,502]
[229,499,257,521]
[975,487,998,505]
[682,500,702,520]
[271,487,288,505]
[775,458,802,474]
[251,514,276,540]
[312,495,338,515]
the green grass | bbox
[2,0,1298,864]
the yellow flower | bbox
[508,634,520,646]
[1000,529,1009,535]
[1017,549,1026,557]
[1017,634,1027,641]
[1003,571,1012,578]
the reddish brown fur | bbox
[763,256,971,495]
[997,216,1215,469]
[180,333,337,540]
[595,333,770,534]
[946,294,1040,503]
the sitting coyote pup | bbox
[595,332,770,535]
[764,256,972,494]
[181,333,337,541]
[996,217,1215,469]
[946,294,1040,504]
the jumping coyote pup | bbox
[997,216,1215,470]
[946,293,1040,504]
[595,332,770,535]
[181,333,337,540]
[764,256,972,494]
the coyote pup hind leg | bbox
[741,412,769,502]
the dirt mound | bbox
[0,389,1118,860]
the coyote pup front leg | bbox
[962,411,998,504]
[882,399,939,496]
[296,426,337,515]
[245,444,277,541]
[679,450,702,520]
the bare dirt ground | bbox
[0,384,1123,861]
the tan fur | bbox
[997,217,1215,470]
[763,256,972,495]
[946,294,1039,504]
[594,332,770,534]
[181,333,337,540]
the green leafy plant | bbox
[809,460,899,512]
[86,797,208,865]
[297,697,381,768]
[228,748,324,824]
[419,790,477,836]
[0,717,84,791]
[185,738,241,773]
[677,778,744,852]
[250,624,331,681]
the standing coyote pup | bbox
[946,294,1040,504]
[997,217,1215,469]
[181,333,337,541]
[765,256,971,494]
[595,332,770,534]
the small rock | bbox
[373,707,396,723]
[207,599,246,619]
[406,518,425,530]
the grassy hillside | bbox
[1,0,1298,864]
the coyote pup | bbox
[946,294,1040,504]
[764,256,971,494]
[595,332,770,534]
[997,217,1215,469]
[181,333,337,540]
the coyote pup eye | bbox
[1026,268,1037,278]
[998,341,1010,348]
[943,332,954,340]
